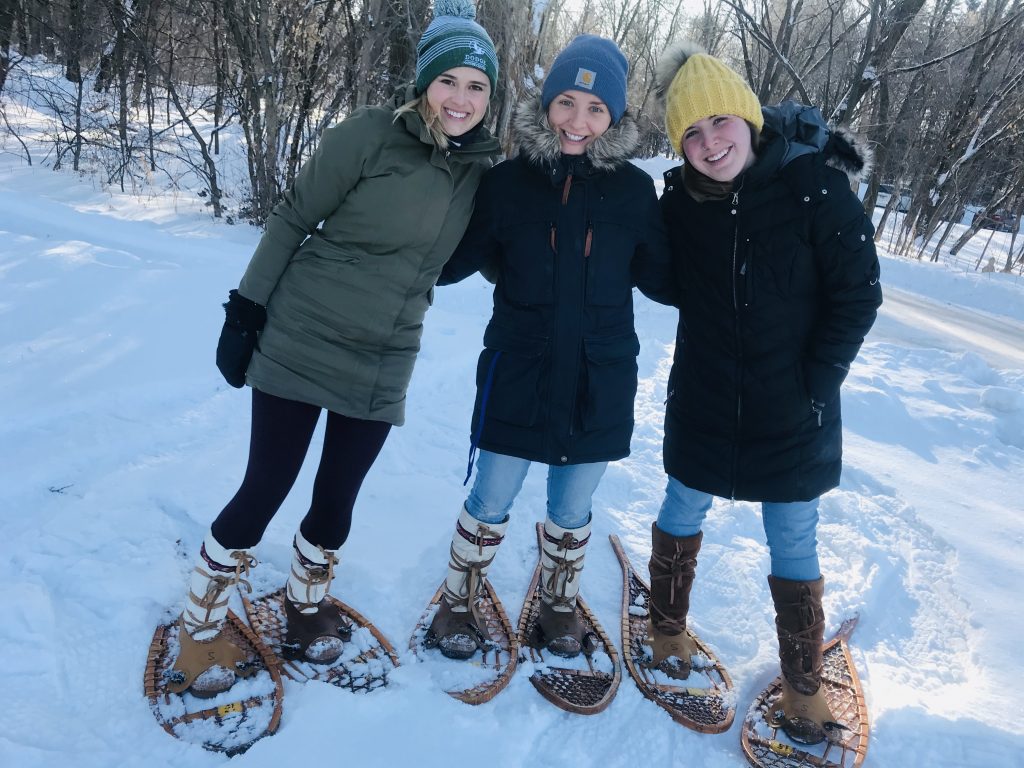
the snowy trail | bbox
[876,285,1024,369]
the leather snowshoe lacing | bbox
[542,532,586,611]
[288,543,339,612]
[776,589,825,695]
[183,551,257,637]
[649,542,696,634]
[442,521,502,635]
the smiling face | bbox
[681,114,756,182]
[424,67,491,137]
[546,90,613,155]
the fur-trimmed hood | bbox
[762,102,873,184]
[512,95,640,174]
[823,124,873,184]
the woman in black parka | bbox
[424,35,675,662]
[644,43,882,745]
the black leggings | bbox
[211,388,392,551]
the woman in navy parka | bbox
[424,35,675,661]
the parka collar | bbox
[512,95,640,180]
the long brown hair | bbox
[682,123,762,202]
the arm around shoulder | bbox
[438,170,501,286]
[632,177,679,306]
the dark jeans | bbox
[211,388,392,550]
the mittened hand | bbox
[216,290,267,388]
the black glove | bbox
[216,289,267,388]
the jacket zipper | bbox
[730,188,742,500]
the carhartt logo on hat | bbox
[575,68,596,89]
[541,36,629,123]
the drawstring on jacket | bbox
[464,350,503,485]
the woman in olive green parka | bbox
[165,0,501,701]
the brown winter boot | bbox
[168,532,258,698]
[282,530,352,664]
[535,518,597,658]
[645,524,702,679]
[425,505,509,660]
[767,575,841,744]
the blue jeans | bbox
[465,450,607,530]
[657,476,821,581]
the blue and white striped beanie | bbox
[415,0,498,94]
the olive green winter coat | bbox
[237,90,500,425]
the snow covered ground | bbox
[3,126,1024,767]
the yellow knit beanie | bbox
[656,42,763,155]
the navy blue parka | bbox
[660,104,882,502]
[440,97,675,466]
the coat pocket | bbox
[477,325,548,427]
[580,332,640,431]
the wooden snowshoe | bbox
[144,610,283,754]
[517,523,620,715]
[741,617,869,768]
[242,588,399,691]
[609,534,735,733]
[410,578,519,705]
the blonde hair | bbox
[394,93,448,148]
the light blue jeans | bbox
[657,476,821,581]
[465,450,607,530]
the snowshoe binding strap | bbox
[643,619,700,679]
[768,678,847,745]
[166,616,256,696]
[282,597,352,664]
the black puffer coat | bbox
[660,104,882,501]
[440,97,675,466]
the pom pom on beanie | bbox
[655,41,763,155]
[415,0,499,94]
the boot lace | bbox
[776,587,825,693]
[289,542,339,612]
[184,551,257,636]
[649,542,695,633]
[541,532,585,611]
[442,521,502,636]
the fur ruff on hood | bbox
[512,95,640,173]
[823,124,873,184]
[654,41,873,184]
